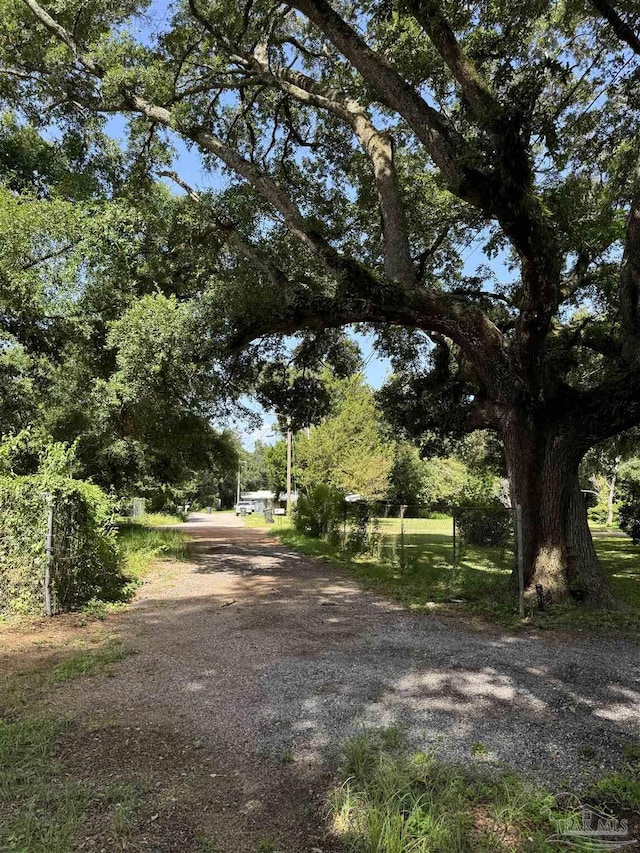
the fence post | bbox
[44,494,54,617]
[516,503,525,619]
[452,509,457,571]
[400,504,406,567]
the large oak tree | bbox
[2,0,640,601]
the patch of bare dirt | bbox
[54,721,339,853]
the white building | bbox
[240,490,275,512]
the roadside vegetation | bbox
[2,635,132,718]
[249,514,640,633]
[0,715,220,853]
[0,514,210,853]
[128,512,187,526]
[2,513,190,715]
[0,467,191,620]
[330,730,640,853]
[117,517,189,576]
[95,520,190,609]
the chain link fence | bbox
[336,502,516,571]
[0,478,121,617]
[264,497,518,577]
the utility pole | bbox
[236,463,241,505]
[286,416,292,514]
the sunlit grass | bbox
[2,635,134,717]
[270,515,640,631]
[116,522,190,580]
[272,514,514,620]
[330,730,636,853]
[242,511,291,529]
[51,640,131,683]
[126,512,186,526]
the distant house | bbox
[240,490,275,512]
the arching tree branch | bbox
[245,48,414,285]
[403,0,504,133]
[18,0,510,384]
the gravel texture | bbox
[37,513,640,850]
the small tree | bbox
[295,376,393,499]
[294,484,344,539]
[581,432,640,526]
[386,441,427,506]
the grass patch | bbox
[0,718,91,853]
[51,640,131,683]
[588,747,640,815]
[134,512,186,526]
[0,720,149,852]
[116,521,190,581]
[272,517,517,623]
[66,518,191,616]
[1,637,134,716]
[241,512,274,528]
[105,780,145,836]
[0,717,66,798]
[331,731,637,852]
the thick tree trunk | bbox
[501,416,612,605]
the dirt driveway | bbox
[6,512,640,851]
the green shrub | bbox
[588,501,619,525]
[293,484,345,539]
[0,475,124,616]
[455,502,512,547]
[619,480,640,543]
[345,502,379,555]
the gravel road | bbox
[44,512,640,851]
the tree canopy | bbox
[0,113,241,501]
[2,0,640,600]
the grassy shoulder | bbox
[1,517,191,716]
[264,517,640,633]
[130,511,186,526]
[241,511,282,528]
[331,730,640,853]
[2,635,134,718]
[116,519,190,582]
[0,715,220,853]
[64,517,191,618]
